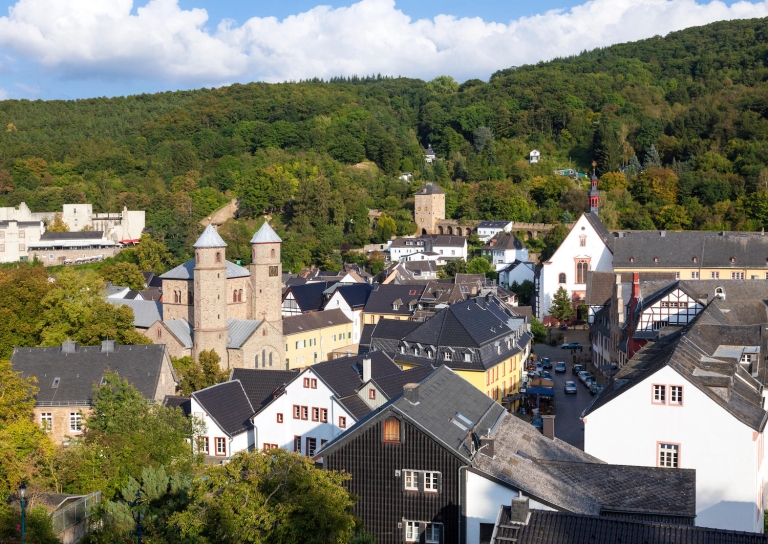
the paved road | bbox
[524,328,595,450]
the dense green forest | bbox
[4,17,768,271]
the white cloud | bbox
[0,87,8,100]
[0,0,766,87]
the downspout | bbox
[458,464,468,544]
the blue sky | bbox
[0,0,761,100]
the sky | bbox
[0,0,764,100]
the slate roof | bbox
[423,234,466,248]
[165,319,193,349]
[0,220,42,228]
[613,230,768,269]
[318,366,694,520]
[484,233,524,251]
[227,318,261,348]
[415,182,443,195]
[370,364,437,398]
[163,395,191,417]
[311,351,401,399]
[583,212,612,246]
[160,258,250,279]
[494,510,768,544]
[336,394,372,420]
[193,224,227,248]
[191,380,254,437]
[283,309,351,335]
[11,343,169,405]
[584,301,768,432]
[284,281,336,313]
[478,221,512,229]
[250,222,282,244]
[329,283,373,309]
[364,284,425,316]
[584,271,677,306]
[40,231,104,240]
[109,299,163,328]
[230,369,300,412]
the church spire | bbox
[588,161,600,214]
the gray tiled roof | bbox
[230,369,300,413]
[165,319,193,349]
[583,212,612,246]
[227,318,261,348]
[311,351,401,399]
[283,309,351,335]
[193,225,227,248]
[336,394,372,420]
[483,233,523,251]
[585,271,677,306]
[364,284,424,316]
[160,258,250,279]
[283,281,336,312]
[478,221,511,229]
[370,365,436,398]
[250,222,282,244]
[163,395,191,417]
[423,234,466,247]
[109,299,163,328]
[40,231,104,240]
[494,510,766,544]
[414,182,444,195]
[191,380,254,437]
[11,343,168,405]
[613,230,768,268]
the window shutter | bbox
[436,472,443,494]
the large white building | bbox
[583,295,768,532]
[538,211,613,323]
[388,234,467,264]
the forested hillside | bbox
[3,16,768,271]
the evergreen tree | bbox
[549,286,575,323]
[643,144,662,170]
[625,154,642,177]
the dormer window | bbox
[692,256,698,263]
[444,352,452,361]
[400,345,406,354]
[653,257,659,263]
[52,377,60,388]
[392,303,400,311]
[731,256,736,263]
[464,353,471,362]
[413,347,420,357]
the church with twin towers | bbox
[146,222,286,370]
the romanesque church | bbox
[146,222,286,370]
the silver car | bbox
[564,381,577,394]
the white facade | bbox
[252,367,357,457]
[529,150,540,164]
[477,222,513,243]
[190,396,254,459]
[498,261,535,288]
[538,214,613,321]
[465,470,553,544]
[324,290,363,343]
[490,246,528,268]
[389,239,426,262]
[432,241,467,262]
[0,220,44,263]
[584,364,766,532]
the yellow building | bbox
[612,230,768,281]
[283,309,355,369]
[370,296,532,407]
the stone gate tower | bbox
[414,182,445,235]
[192,225,229,361]
[249,221,283,333]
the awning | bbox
[525,386,555,396]
[502,394,523,403]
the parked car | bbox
[590,383,604,396]
[541,371,552,380]
[578,371,594,385]
[535,362,543,373]
[572,364,585,375]
[584,378,596,389]
[541,358,552,369]
[564,381,577,394]
[555,362,566,373]
[561,342,583,349]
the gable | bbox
[636,288,704,334]
[546,214,608,264]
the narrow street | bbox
[519,327,596,450]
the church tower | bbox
[249,221,283,328]
[588,171,600,214]
[414,182,445,235]
[192,225,229,362]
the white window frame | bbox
[691,271,699,279]
[215,437,226,456]
[405,521,419,542]
[658,443,679,468]
[41,412,52,432]
[424,471,439,493]
[711,271,719,279]
[404,470,419,491]
[670,385,683,405]
[69,412,82,432]
[653,384,666,404]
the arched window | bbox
[558,273,566,284]
[576,261,588,284]
[270,248,275,258]
[383,417,401,443]
[239,289,243,302]
[579,235,586,247]
[195,251,199,263]
[255,355,259,367]
[188,291,193,304]
[269,353,273,367]
[262,349,266,368]
[233,291,237,303]
[215,252,221,263]
[156,328,162,339]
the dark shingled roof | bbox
[331,283,373,309]
[40,231,104,240]
[583,212,612,247]
[585,271,678,306]
[494,509,768,544]
[163,395,191,417]
[359,323,376,349]
[414,182,444,195]
[283,281,336,313]
[614,230,768,269]
[312,351,400,399]
[364,284,424,316]
[337,394,373,420]
[370,365,436,398]
[230,369,300,413]
[11,343,168,405]
[282,309,351,335]
[191,380,255,437]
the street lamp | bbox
[18,482,27,541]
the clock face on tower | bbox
[269,265,278,277]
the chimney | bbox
[632,272,640,298]
[403,383,420,404]
[660,230,666,237]
[510,497,530,524]
[61,341,78,354]
[362,357,372,383]
[542,415,555,440]
[479,436,495,457]
[101,340,116,353]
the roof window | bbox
[52,377,60,388]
